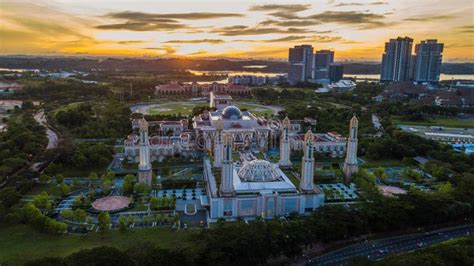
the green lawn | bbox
[284,171,300,187]
[392,116,474,128]
[0,224,193,265]
[147,102,207,115]
[234,102,274,116]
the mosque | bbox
[135,105,359,220]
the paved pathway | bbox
[34,110,58,149]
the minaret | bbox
[220,133,234,197]
[213,117,224,168]
[300,130,315,192]
[279,116,292,168]
[138,118,152,186]
[344,115,359,181]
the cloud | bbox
[260,10,389,29]
[97,11,244,32]
[404,15,454,22]
[104,11,244,20]
[233,35,355,44]
[211,25,316,36]
[96,21,190,31]
[249,4,311,12]
[456,25,474,33]
[249,4,311,20]
[143,46,177,55]
[163,39,224,44]
[306,11,387,28]
[117,40,147,45]
[334,1,388,7]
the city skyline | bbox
[1,0,473,61]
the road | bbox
[34,110,58,149]
[306,224,474,265]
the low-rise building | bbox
[155,82,250,97]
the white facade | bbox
[300,130,316,192]
[279,117,292,167]
[343,116,359,180]
[138,119,153,186]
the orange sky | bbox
[1,0,473,61]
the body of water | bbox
[187,69,284,77]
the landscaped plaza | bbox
[10,95,447,237]
[1,77,472,264]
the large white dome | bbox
[238,160,281,182]
[222,105,242,120]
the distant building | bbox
[328,80,356,93]
[328,63,344,82]
[210,92,232,111]
[413,40,443,84]
[155,82,250,97]
[381,37,413,82]
[288,45,314,84]
[376,81,428,101]
[313,50,335,80]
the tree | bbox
[56,174,64,184]
[149,197,159,210]
[373,167,388,182]
[118,216,127,232]
[437,182,454,194]
[61,209,74,220]
[73,209,87,223]
[39,174,52,184]
[133,182,150,195]
[122,174,136,195]
[33,191,52,212]
[0,187,21,212]
[97,212,111,231]
[59,183,70,197]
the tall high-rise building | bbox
[381,37,413,82]
[413,39,444,84]
[313,50,335,80]
[288,45,313,84]
[329,63,344,82]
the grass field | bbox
[0,224,193,265]
[147,102,207,115]
[234,102,274,116]
[392,116,474,128]
[146,101,276,116]
[361,158,405,168]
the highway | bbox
[306,224,474,266]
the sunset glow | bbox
[1,0,473,61]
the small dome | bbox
[238,160,281,182]
[222,105,242,120]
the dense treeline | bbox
[1,57,472,74]
[25,174,474,265]
[53,102,131,138]
[0,111,47,178]
[45,141,114,174]
[15,80,111,104]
